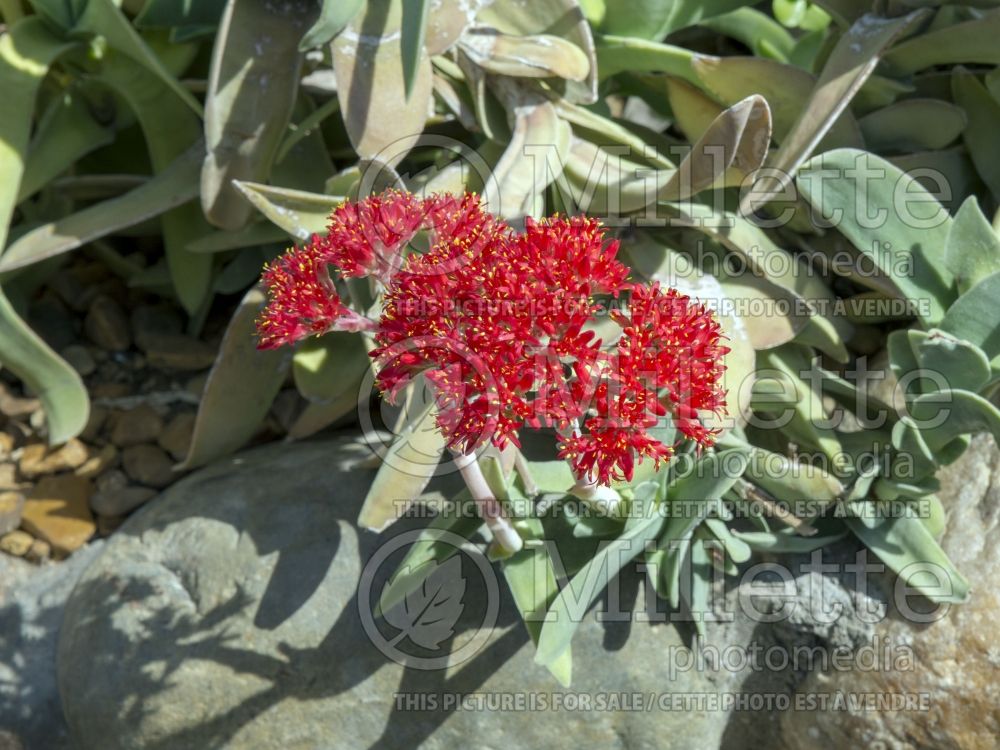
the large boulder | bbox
[0,539,104,749]
[778,436,1000,750]
[58,434,889,749]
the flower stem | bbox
[452,450,523,554]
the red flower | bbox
[257,245,354,350]
[558,284,729,484]
[257,189,729,486]
[372,213,631,455]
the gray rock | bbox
[778,435,1000,750]
[57,436,888,750]
[0,541,105,750]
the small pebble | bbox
[84,295,131,351]
[18,439,90,478]
[0,490,25,535]
[74,444,119,479]
[159,412,196,461]
[0,530,33,557]
[122,445,177,488]
[110,405,164,447]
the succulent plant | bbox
[2,0,1000,684]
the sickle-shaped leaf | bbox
[859,99,966,153]
[504,538,573,686]
[202,0,316,230]
[944,197,1000,295]
[692,55,862,150]
[358,383,447,532]
[952,69,1000,204]
[797,149,954,327]
[747,10,927,208]
[843,502,969,604]
[0,287,88,444]
[594,34,698,83]
[299,0,364,50]
[884,9,1000,74]
[659,94,771,200]
[333,0,433,167]
[460,29,591,81]
[179,286,291,469]
[0,144,202,274]
[18,86,115,202]
[476,0,596,104]
[698,7,795,61]
[560,96,770,215]
[0,17,77,253]
[535,500,664,668]
[234,181,342,241]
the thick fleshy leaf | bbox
[843,502,969,604]
[0,287,88,444]
[0,17,76,252]
[504,537,573,686]
[951,69,1000,203]
[292,331,371,403]
[332,0,432,166]
[748,10,925,207]
[534,499,664,668]
[562,95,770,214]
[0,144,202,274]
[691,55,862,149]
[358,384,447,532]
[483,97,571,219]
[460,29,590,81]
[376,495,483,616]
[96,52,213,314]
[476,0,596,103]
[884,9,1000,74]
[202,0,316,230]
[699,7,794,61]
[595,35,698,83]
[234,181,342,241]
[944,197,1000,295]
[180,286,291,468]
[18,86,115,202]
[401,0,430,97]
[797,149,955,326]
[74,0,203,116]
[859,99,966,153]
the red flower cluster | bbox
[257,190,728,485]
